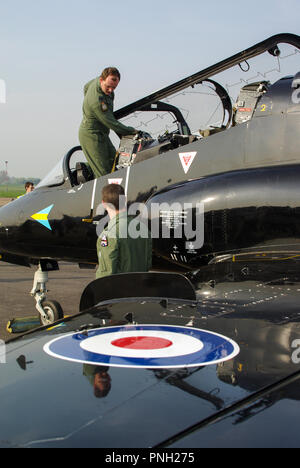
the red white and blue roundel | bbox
[44,325,240,369]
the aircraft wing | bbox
[1,268,300,448]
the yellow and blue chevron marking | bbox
[31,205,54,231]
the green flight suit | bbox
[96,212,152,279]
[79,77,136,178]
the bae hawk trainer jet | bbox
[0,33,299,325]
[1,33,300,449]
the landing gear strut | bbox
[30,261,64,326]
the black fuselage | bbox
[0,75,299,270]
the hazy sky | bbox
[0,0,299,179]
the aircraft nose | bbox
[0,204,12,249]
[0,227,7,251]
[0,218,5,246]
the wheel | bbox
[39,300,64,326]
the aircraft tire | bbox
[39,300,64,326]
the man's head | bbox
[25,182,34,193]
[100,67,121,95]
[93,369,112,398]
[102,184,126,215]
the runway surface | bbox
[0,262,95,342]
[0,198,11,207]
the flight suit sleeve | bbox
[84,79,94,96]
[92,101,136,136]
[98,235,119,276]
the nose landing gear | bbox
[31,261,64,326]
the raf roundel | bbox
[44,325,240,369]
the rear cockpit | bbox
[232,81,270,125]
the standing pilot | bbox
[79,67,137,178]
[96,184,152,279]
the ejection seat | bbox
[74,162,94,185]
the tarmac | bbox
[0,198,11,207]
[0,197,96,341]
[0,262,96,342]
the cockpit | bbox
[37,33,300,191]
[36,79,233,189]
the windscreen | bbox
[35,158,64,188]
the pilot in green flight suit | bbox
[96,184,152,280]
[79,67,137,178]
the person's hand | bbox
[136,130,152,139]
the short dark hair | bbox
[25,181,34,189]
[100,67,121,81]
[102,184,125,210]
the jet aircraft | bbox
[1,33,300,449]
[1,266,300,447]
[0,33,299,325]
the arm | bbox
[92,101,136,136]
[101,236,119,276]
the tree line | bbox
[0,171,40,186]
